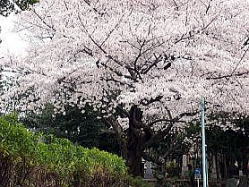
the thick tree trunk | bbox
[115,105,172,177]
[126,105,149,177]
[104,107,147,177]
[127,139,144,176]
[127,118,145,176]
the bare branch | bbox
[32,9,56,32]
[140,95,163,106]
[242,36,249,47]
[230,46,249,75]
[78,13,124,68]
[171,0,179,11]
[201,14,218,31]
[100,14,125,47]
[83,0,104,16]
[174,110,199,120]
[206,70,249,80]
[143,107,174,148]
[148,118,185,127]
[141,54,163,74]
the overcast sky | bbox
[0,14,28,57]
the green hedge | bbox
[0,114,130,187]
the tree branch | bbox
[140,95,163,106]
[32,9,56,32]
[103,117,128,157]
[141,54,163,74]
[78,13,124,67]
[83,0,104,16]
[143,107,174,148]
[206,71,249,80]
[100,14,125,47]
[148,118,186,127]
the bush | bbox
[128,176,153,187]
[0,114,128,187]
[164,161,179,178]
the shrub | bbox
[0,114,128,187]
[164,161,179,178]
[128,176,153,187]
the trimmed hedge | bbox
[0,114,129,187]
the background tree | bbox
[206,114,249,178]
[22,104,121,155]
[0,0,38,16]
[2,0,249,176]
[0,0,38,99]
[179,114,249,179]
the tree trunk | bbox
[242,157,248,176]
[127,138,144,176]
[127,118,145,176]
[126,105,149,177]
[116,105,172,177]
[215,153,221,179]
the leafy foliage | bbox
[0,114,130,186]
[21,104,121,155]
[164,161,179,178]
[0,0,38,16]
[206,125,249,162]
[127,176,153,187]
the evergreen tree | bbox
[21,104,121,155]
[0,0,38,16]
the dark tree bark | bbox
[127,133,144,176]
[127,105,149,176]
[119,105,182,176]
[107,105,185,177]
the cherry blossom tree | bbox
[0,0,38,100]
[1,0,249,176]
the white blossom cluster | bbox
[1,0,249,130]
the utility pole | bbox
[201,97,208,187]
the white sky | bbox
[0,14,28,57]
